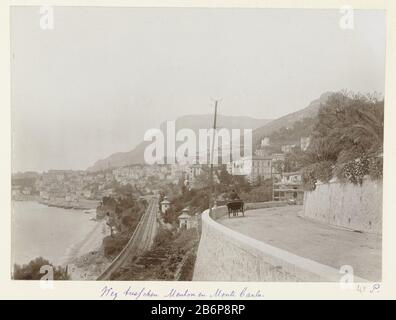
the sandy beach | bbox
[12,201,108,267]
[12,201,111,280]
[65,218,112,280]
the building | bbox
[260,137,270,147]
[255,148,271,157]
[22,187,32,195]
[65,193,78,202]
[273,171,304,204]
[82,189,93,199]
[178,207,198,229]
[160,196,171,214]
[228,156,273,185]
[12,187,22,198]
[113,166,135,184]
[272,153,286,161]
[300,137,311,151]
[281,172,302,184]
[281,144,296,154]
[185,164,203,187]
[39,190,50,200]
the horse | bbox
[226,200,245,218]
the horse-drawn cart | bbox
[226,200,245,218]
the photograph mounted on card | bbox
[10,5,384,285]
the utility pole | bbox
[209,100,218,214]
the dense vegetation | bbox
[99,191,147,258]
[296,91,384,189]
[266,117,316,151]
[13,257,69,280]
[160,166,252,225]
[159,91,384,219]
[11,174,39,195]
[239,179,273,202]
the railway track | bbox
[97,195,159,280]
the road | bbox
[219,205,382,281]
[97,195,159,280]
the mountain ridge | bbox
[87,92,333,172]
[87,114,271,171]
[252,91,333,146]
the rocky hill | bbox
[87,114,271,171]
[87,92,333,171]
[252,92,333,147]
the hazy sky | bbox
[11,7,385,172]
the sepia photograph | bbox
[9,4,385,287]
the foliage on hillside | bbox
[240,179,273,202]
[13,257,69,280]
[160,166,252,224]
[11,176,39,195]
[264,117,316,150]
[252,92,333,147]
[297,91,384,189]
[272,153,303,174]
[161,187,209,225]
[99,193,147,258]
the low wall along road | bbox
[193,203,371,282]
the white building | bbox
[178,207,198,229]
[300,137,311,151]
[273,171,304,204]
[272,153,286,161]
[227,156,273,184]
[261,137,270,147]
[185,164,203,186]
[160,196,171,214]
[281,144,296,154]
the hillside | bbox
[87,114,271,171]
[252,92,333,147]
[87,92,333,172]
[266,117,317,149]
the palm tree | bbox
[349,106,384,154]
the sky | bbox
[11,7,385,172]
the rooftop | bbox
[178,212,190,219]
[161,197,171,204]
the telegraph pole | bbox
[209,100,218,214]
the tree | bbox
[13,257,69,280]
[297,91,384,188]
[218,166,232,186]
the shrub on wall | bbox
[335,156,369,185]
[302,161,333,191]
[368,156,383,181]
[334,155,383,185]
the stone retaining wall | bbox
[302,179,382,234]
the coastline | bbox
[12,200,110,280]
[13,197,99,210]
[39,198,99,210]
[65,218,112,280]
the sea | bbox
[11,201,98,266]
